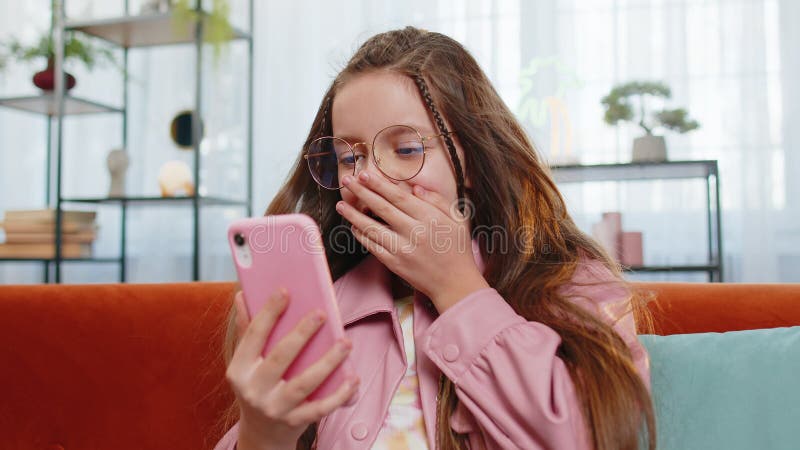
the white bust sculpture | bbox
[106,149,129,197]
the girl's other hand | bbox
[336,172,490,313]
[226,289,360,450]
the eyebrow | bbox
[334,123,435,142]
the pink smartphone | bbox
[227,213,355,402]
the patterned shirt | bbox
[372,295,430,449]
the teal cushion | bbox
[639,327,800,450]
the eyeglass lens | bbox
[306,125,425,189]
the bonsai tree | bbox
[601,81,699,136]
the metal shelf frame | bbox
[0,0,254,283]
[550,160,723,282]
[0,94,122,115]
[65,12,251,48]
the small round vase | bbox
[32,58,77,92]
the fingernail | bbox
[414,185,425,195]
[339,338,353,351]
[277,292,289,308]
[273,288,289,307]
[314,310,327,323]
[341,176,352,186]
[335,201,344,212]
[359,172,370,182]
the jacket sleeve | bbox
[420,263,650,449]
[213,422,239,450]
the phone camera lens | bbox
[234,233,245,246]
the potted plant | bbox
[3,32,116,92]
[172,0,233,63]
[601,81,700,162]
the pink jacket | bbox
[214,244,650,450]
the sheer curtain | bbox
[518,0,798,282]
[1,0,797,283]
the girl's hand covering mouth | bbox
[335,171,489,313]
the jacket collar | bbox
[333,253,394,326]
[333,239,486,325]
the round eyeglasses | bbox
[304,124,453,190]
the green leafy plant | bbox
[173,0,233,63]
[2,32,116,71]
[601,81,700,135]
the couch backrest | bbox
[1,281,798,449]
[637,282,800,335]
[0,282,237,450]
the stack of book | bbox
[0,209,98,259]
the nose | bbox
[359,162,381,180]
[352,143,386,181]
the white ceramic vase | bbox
[632,135,667,162]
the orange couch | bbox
[1,282,798,450]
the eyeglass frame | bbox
[303,124,456,190]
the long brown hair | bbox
[221,26,655,450]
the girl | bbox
[215,27,655,450]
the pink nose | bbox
[355,156,389,181]
[354,151,378,174]
[358,164,381,178]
